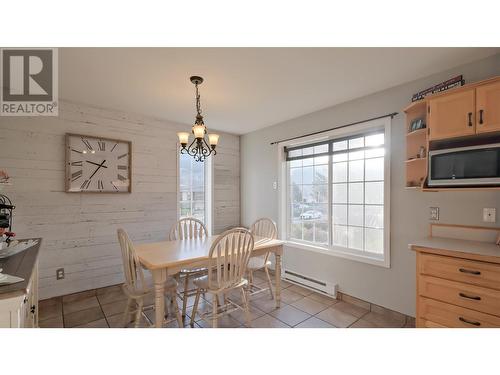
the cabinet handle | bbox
[459,292,481,301]
[30,305,36,314]
[459,268,481,275]
[459,316,481,326]
[479,109,484,124]
[468,112,473,127]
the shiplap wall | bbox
[0,100,240,299]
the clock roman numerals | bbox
[118,153,128,159]
[110,143,118,152]
[98,140,105,151]
[117,174,127,181]
[80,179,91,190]
[97,180,104,190]
[71,170,83,181]
[111,181,119,191]
[117,165,128,170]
[71,161,83,166]
[81,138,93,150]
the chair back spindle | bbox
[169,217,208,240]
[207,228,254,291]
[117,228,146,294]
[250,218,277,240]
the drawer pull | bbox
[459,317,481,326]
[458,292,481,301]
[459,268,481,275]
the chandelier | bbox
[177,76,219,162]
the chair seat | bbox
[247,256,271,271]
[193,275,248,292]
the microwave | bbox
[428,143,500,187]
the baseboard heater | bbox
[284,270,338,298]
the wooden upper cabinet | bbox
[428,88,476,141]
[476,80,500,134]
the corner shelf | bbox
[404,101,428,190]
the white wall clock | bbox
[66,133,132,193]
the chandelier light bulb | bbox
[192,124,206,139]
[177,132,190,145]
[208,134,219,147]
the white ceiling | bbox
[60,48,499,135]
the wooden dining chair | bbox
[169,217,208,320]
[247,218,277,299]
[190,228,254,328]
[117,228,183,328]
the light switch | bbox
[483,208,496,223]
[272,181,278,190]
[430,207,439,221]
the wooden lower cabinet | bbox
[416,252,500,328]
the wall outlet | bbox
[272,181,278,190]
[56,268,65,280]
[483,208,496,223]
[430,207,439,221]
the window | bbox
[179,153,206,223]
[283,119,390,266]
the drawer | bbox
[419,297,500,328]
[419,275,500,316]
[419,253,500,290]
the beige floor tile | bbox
[279,289,304,304]
[107,312,148,328]
[74,318,109,328]
[308,292,339,306]
[287,284,314,296]
[101,299,129,317]
[197,314,242,328]
[361,312,405,328]
[295,316,336,328]
[62,289,97,304]
[39,315,64,328]
[349,318,378,328]
[291,297,330,315]
[315,306,358,328]
[250,296,281,314]
[38,299,63,321]
[96,287,128,305]
[269,304,311,327]
[64,306,104,328]
[227,304,266,325]
[404,316,416,328]
[248,314,290,328]
[370,304,407,323]
[63,296,100,315]
[331,301,369,318]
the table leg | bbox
[275,253,281,308]
[152,268,166,328]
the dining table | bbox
[135,235,285,328]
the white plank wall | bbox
[0,101,240,299]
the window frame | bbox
[176,146,213,235]
[278,117,391,268]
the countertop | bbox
[0,238,42,299]
[409,236,500,263]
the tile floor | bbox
[38,270,415,328]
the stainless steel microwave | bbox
[428,143,500,187]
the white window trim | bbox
[277,117,391,268]
[176,144,213,235]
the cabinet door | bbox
[476,80,500,134]
[428,88,475,140]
